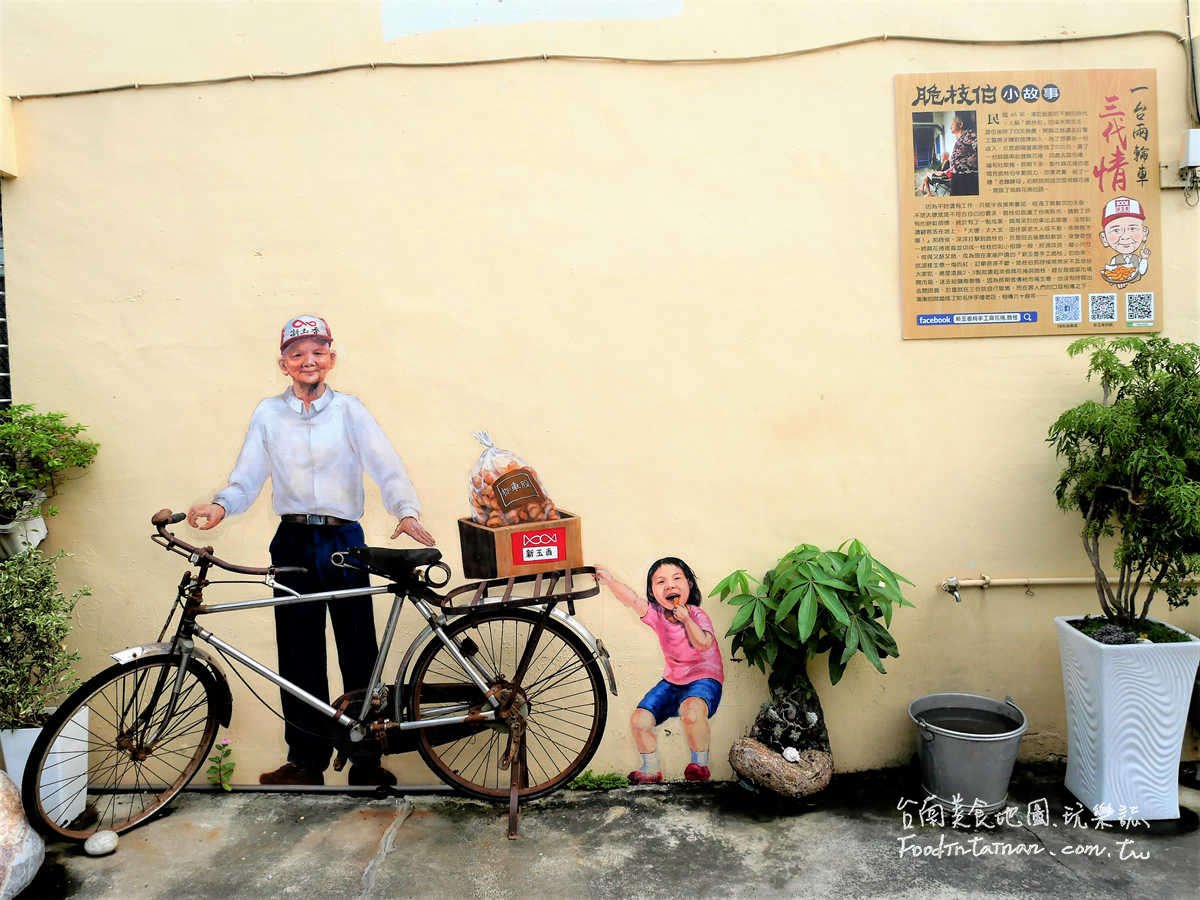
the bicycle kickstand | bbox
[502,718,528,839]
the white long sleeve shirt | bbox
[213,387,420,522]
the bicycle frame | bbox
[171,577,506,745]
[22,512,612,845]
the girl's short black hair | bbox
[645,557,703,609]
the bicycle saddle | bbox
[340,546,443,581]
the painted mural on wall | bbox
[177,320,715,788]
[467,432,561,527]
[186,314,435,788]
[596,560,723,783]
[457,432,584,579]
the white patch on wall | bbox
[381,1,684,41]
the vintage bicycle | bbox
[21,510,616,841]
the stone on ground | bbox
[728,737,833,798]
[84,831,119,857]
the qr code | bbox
[1053,294,1082,324]
[1088,293,1117,323]
[1126,292,1154,321]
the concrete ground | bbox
[19,767,1200,900]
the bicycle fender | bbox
[556,614,619,698]
[392,608,619,702]
[110,642,234,727]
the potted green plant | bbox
[1047,335,1200,822]
[712,540,912,797]
[0,548,89,819]
[0,404,99,558]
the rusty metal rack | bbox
[439,565,599,616]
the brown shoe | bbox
[259,762,324,786]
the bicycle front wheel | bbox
[408,610,607,801]
[22,656,221,841]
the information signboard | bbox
[896,69,1161,339]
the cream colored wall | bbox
[0,98,16,177]
[2,1,1198,784]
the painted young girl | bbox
[596,558,724,783]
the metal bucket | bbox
[908,692,1028,813]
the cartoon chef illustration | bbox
[1099,196,1151,289]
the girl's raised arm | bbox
[595,567,649,617]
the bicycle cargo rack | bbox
[440,566,598,616]
[438,565,599,838]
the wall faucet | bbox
[942,576,961,603]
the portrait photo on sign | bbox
[912,109,979,197]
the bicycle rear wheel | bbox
[408,610,606,801]
[22,656,221,841]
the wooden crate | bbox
[457,511,583,579]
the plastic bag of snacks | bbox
[468,431,560,527]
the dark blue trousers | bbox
[269,521,379,772]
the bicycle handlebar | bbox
[151,509,306,577]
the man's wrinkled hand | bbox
[187,503,225,530]
[391,516,435,546]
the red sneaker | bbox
[627,770,663,784]
[683,763,711,782]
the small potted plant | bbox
[0,404,99,558]
[0,548,89,801]
[1047,335,1200,822]
[712,540,912,798]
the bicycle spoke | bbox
[440,733,494,774]
[523,659,590,696]
[412,611,605,800]
[526,721,586,761]
[524,731,562,784]
[24,658,219,841]
[527,710,594,741]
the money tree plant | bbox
[1047,336,1200,637]
[712,541,912,758]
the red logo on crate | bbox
[512,527,566,566]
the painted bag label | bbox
[494,468,545,511]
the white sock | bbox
[691,750,709,766]
[640,751,660,774]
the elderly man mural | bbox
[187,315,435,786]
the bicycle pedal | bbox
[332,752,349,772]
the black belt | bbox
[280,514,356,527]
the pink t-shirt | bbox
[642,604,725,686]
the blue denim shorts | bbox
[636,678,722,725]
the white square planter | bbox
[1056,616,1200,821]
[0,515,48,560]
[0,706,89,826]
